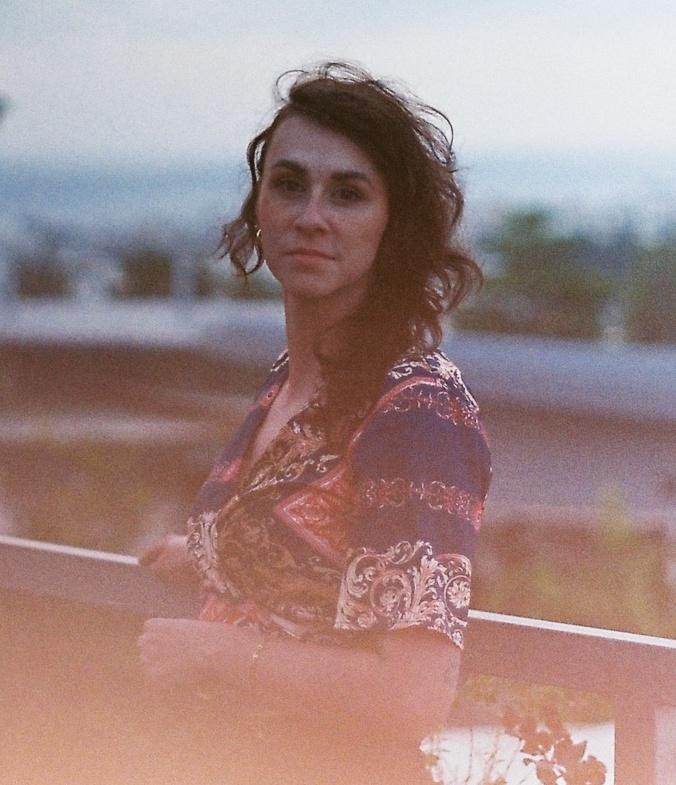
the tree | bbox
[114,246,173,298]
[624,242,676,344]
[15,221,74,298]
[457,210,611,340]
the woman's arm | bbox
[138,617,459,743]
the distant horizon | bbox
[3,145,676,173]
[2,147,674,243]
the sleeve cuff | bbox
[334,540,471,650]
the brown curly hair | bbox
[219,62,482,437]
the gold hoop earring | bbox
[253,227,265,265]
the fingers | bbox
[138,535,191,577]
[137,540,165,566]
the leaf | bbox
[535,760,559,785]
[578,756,607,785]
[571,741,587,762]
[554,738,587,769]
[421,751,439,769]
[519,714,538,737]
[542,705,568,741]
[521,734,542,756]
[536,730,554,753]
[521,729,553,756]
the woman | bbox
[138,62,491,785]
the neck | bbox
[282,288,362,404]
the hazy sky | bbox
[2,0,675,165]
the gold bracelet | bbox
[249,639,266,688]
[248,639,267,741]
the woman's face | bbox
[255,115,389,309]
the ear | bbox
[252,185,261,222]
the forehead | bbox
[264,115,381,179]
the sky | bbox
[1,0,675,166]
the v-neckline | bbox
[235,355,323,492]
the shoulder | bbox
[370,348,483,430]
[387,348,467,385]
[349,347,492,510]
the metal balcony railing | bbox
[2,533,675,785]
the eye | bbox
[333,186,364,204]
[272,175,304,195]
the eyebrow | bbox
[269,159,374,185]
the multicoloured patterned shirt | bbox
[187,349,491,650]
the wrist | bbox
[248,637,267,697]
[198,623,263,685]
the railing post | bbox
[655,706,676,785]
[616,699,676,785]
[614,694,656,785]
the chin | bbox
[282,280,338,301]
[280,273,369,311]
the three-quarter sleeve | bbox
[334,371,491,649]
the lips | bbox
[287,247,333,260]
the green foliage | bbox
[112,243,243,300]
[100,232,283,300]
[456,210,613,340]
[502,704,606,785]
[461,677,611,726]
[1,440,205,553]
[458,208,676,344]
[17,258,72,298]
[624,243,676,344]
[474,490,673,638]
[15,222,74,298]
[440,491,662,783]
[115,246,173,298]
[427,677,609,784]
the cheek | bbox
[350,222,387,277]
[256,199,282,255]
[255,188,280,226]
[362,211,389,256]
[369,199,389,242]
[348,201,387,240]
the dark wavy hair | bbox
[219,62,482,437]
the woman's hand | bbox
[137,534,194,581]
[138,617,238,688]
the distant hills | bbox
[1,152,674,240]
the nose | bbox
[293,191,328,232]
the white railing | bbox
[2,533,675,785]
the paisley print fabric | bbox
[187,349,491,650]
[334,541,472,650]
